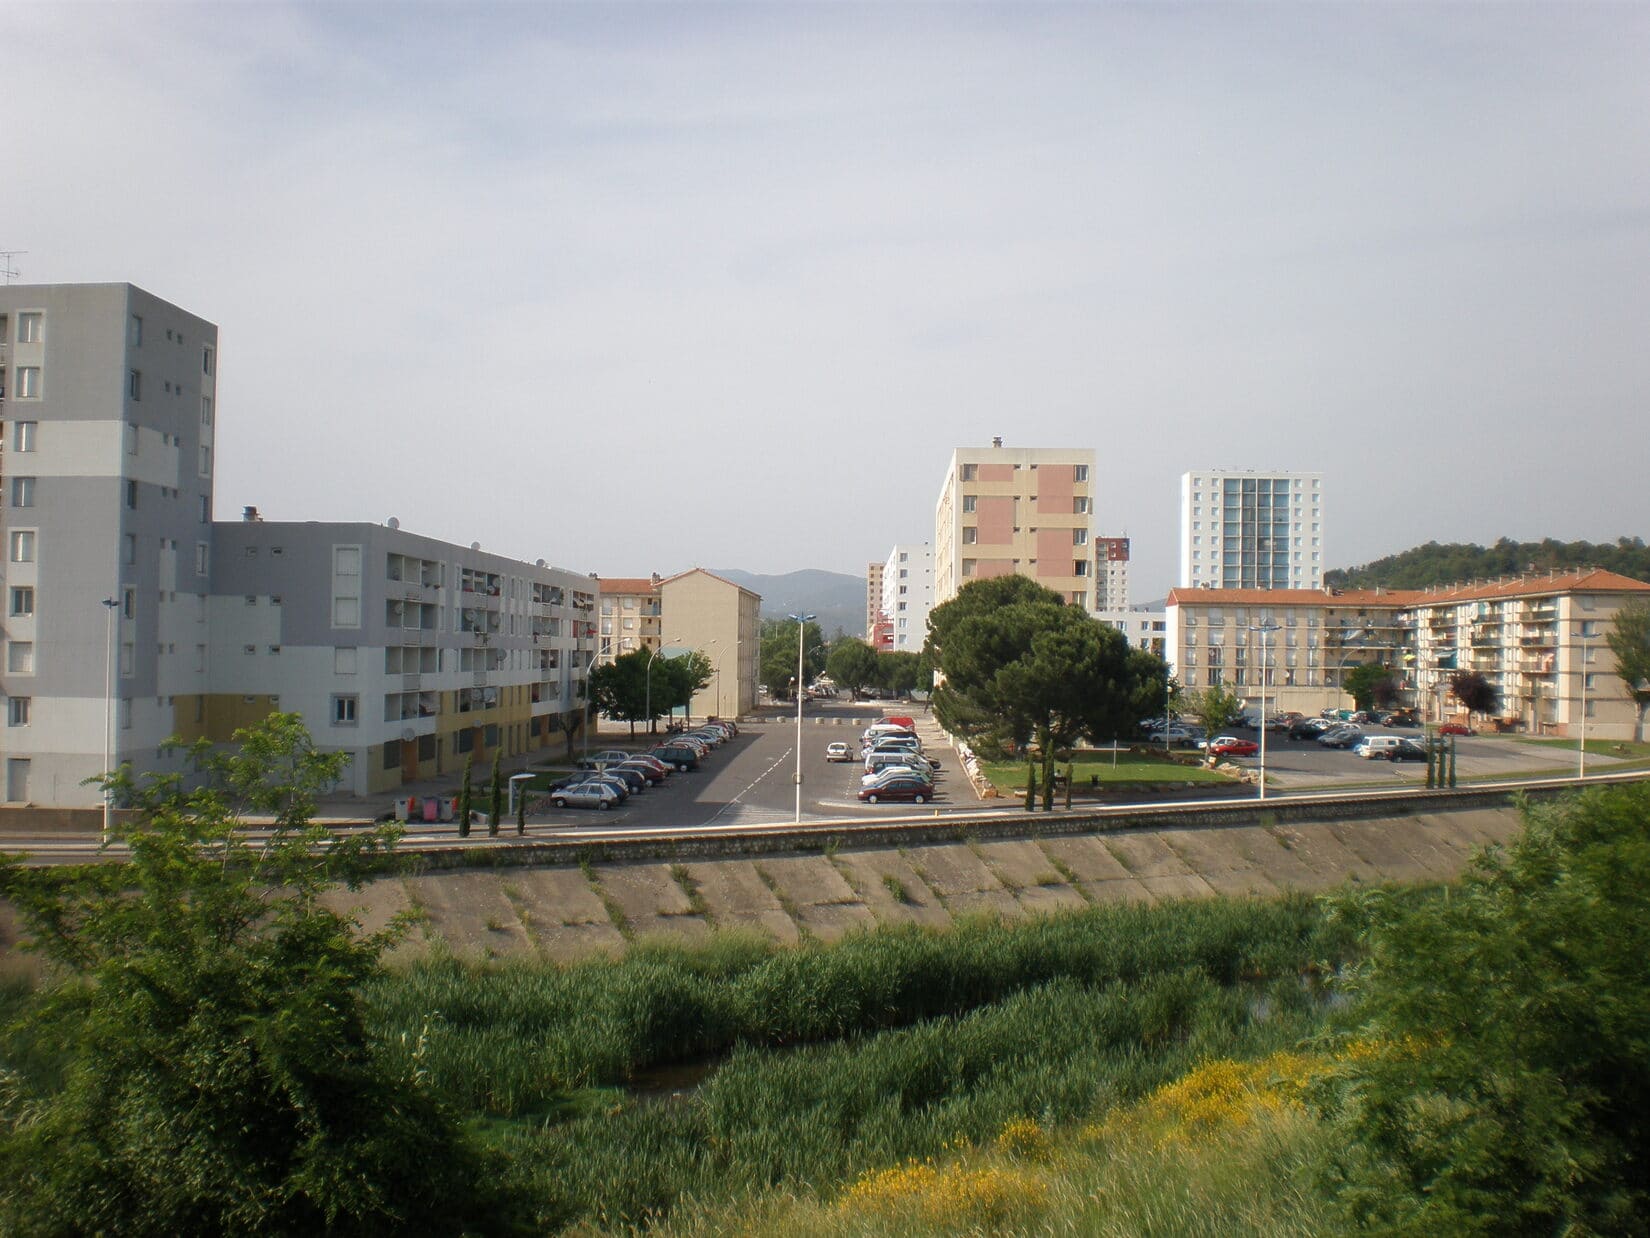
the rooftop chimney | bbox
[992,436,1003,448]
[242,505,261,522]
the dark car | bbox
[858,776,933,804]
[1317,725,1363,749]
[1387,739,1428,762]
[1288,719,1324,740]
[615,759,667,784]
[599,766,647,794]
[650,745,700,771]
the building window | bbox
[1073,464,1089,482]
[961,463,977,481]
[126,480,138,510]
[961,495,976,513]
[961,559,976,577]
[198,445,211,476]
[17,312,42,343]
[128,371,142,402]
[9,587,33,617]
[195,542,209,575]
[9,531,35,563]
[1073,560,1090,576]
[334,647,358,674]
[333,597,360,627]
[7,698,30,727]
[129,315,143,346]
[962,528,977,544]
[1073,497,1089,515]
[199,495,210,522]
[11,477,34,508]
[1073,529,1088,546]
[332,695,359,725]
[334,546,361,576]
[7,642,34,674]
[203,347,214,376]
[201,396,213,425]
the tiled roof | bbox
[1167,568,1650,608]
[595,577,659,595]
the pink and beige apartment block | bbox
[934,442,1094,608]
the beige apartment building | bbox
[594,574,663,665]
[657,569,761,720]
[934,441,1096,608]
[865,561,884,642]
[1165,569,1650,740]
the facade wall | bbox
[1165,572,1649,739]
[934,445,1095,607]
[1,284,217,806]
[595,576,662,665]
[658,569,760,719]
[209,521,593,796]
[880,543,933,652]
[1094,536,1131,611]
[1179,470,1323,591]
[865,562,883,640]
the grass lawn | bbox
[978,753,1232,794]
[1509,735,1650,760]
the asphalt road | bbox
[539,702,962,832]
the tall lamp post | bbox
[1247,622,1281,800]
[1577,625,1590,780]
[789,612,816,824]
[102,596,119,845]
[643,646,659,736]
[580,650,597,765]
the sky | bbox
[7,2,1649,601]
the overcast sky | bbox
[8,3,1648,600]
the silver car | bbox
[550,780,622,810]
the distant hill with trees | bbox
[1326,536,1650,590]
[713,567,867,638]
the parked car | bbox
[1318,725,1364,749]
[858,776,934,804]
[650,745,700,771]
[825,741,854,762]
[864,750,925,775]
[600,766,648,794]
[1288,719,1326,739]
[623,754,673,778]
[867,736,923,756]
[669,736,711,757]
[1387,739,1429,762]
[862,765,934,788]
[1439,722,1476,736]
[1206,737,1259,757]
[549,780,622,810]
[578,748,637,770]
[1159,725,1204,745]
[1353,736,1403,760]
[616,759,667,784]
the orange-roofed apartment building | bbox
[934,442,1095,609]
[594,574,664,664]
[595,570,760,719]
[1165,568,1650,739]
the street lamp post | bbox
[643,646,657,736]
[581,650,596,765]
[102,596,119,845]
[1577,626,1590,780]
[789,612,816,824]
[1248,623,1281,800]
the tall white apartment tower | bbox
[1179,470,1323,591]
[1,285,218,807]
[880,543,934,652]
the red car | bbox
[1439,723,1475,736]
[1208,738,1259,757]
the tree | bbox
[824,638,878,700]
[457,755,474,838]
[1317,784,1650,1233]
[589,649,653,736]
[759,619,825,699]
[1450,670,1500,721]
[926,576,1168,808]
[1181,680,1244,730]
[0,714,504,1235]
[487,751,503,836]
[556,709,582,760]
[1343,661,1401,712]
[1606,599,1650,741]
[658,649,714,720]
[877,650,930,698]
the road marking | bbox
[696,747,794,827]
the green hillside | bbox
[1326,535,1650,590]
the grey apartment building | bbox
[1,284,218,807]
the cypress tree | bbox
[457,756,473,838]
[488,751,503,836]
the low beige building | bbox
[594,575,663,665]
[658,569,761,720]
[1166,568,1650,740]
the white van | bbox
[862,723,915,745]
[864,750,923,774]
[1353,735,1403,760]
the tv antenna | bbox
[0,251,23,285]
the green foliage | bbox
[0,714,503,1235]
[1326,535,1650,590]
[1182,680,1244,729]
[458,754,473,838]
[824,638,879,698]
[874,648,930,697]
[1449,670,1500,719]
[487,751,503,836]
[657,649,714,717]
[927,577,1168,806]
[1606,599,1650,740]
[1341,662,1400,712]
[588,647,655,732]
[1316,785,1650,1234]
[759,619,825,699]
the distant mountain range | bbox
[712,568,867,638]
